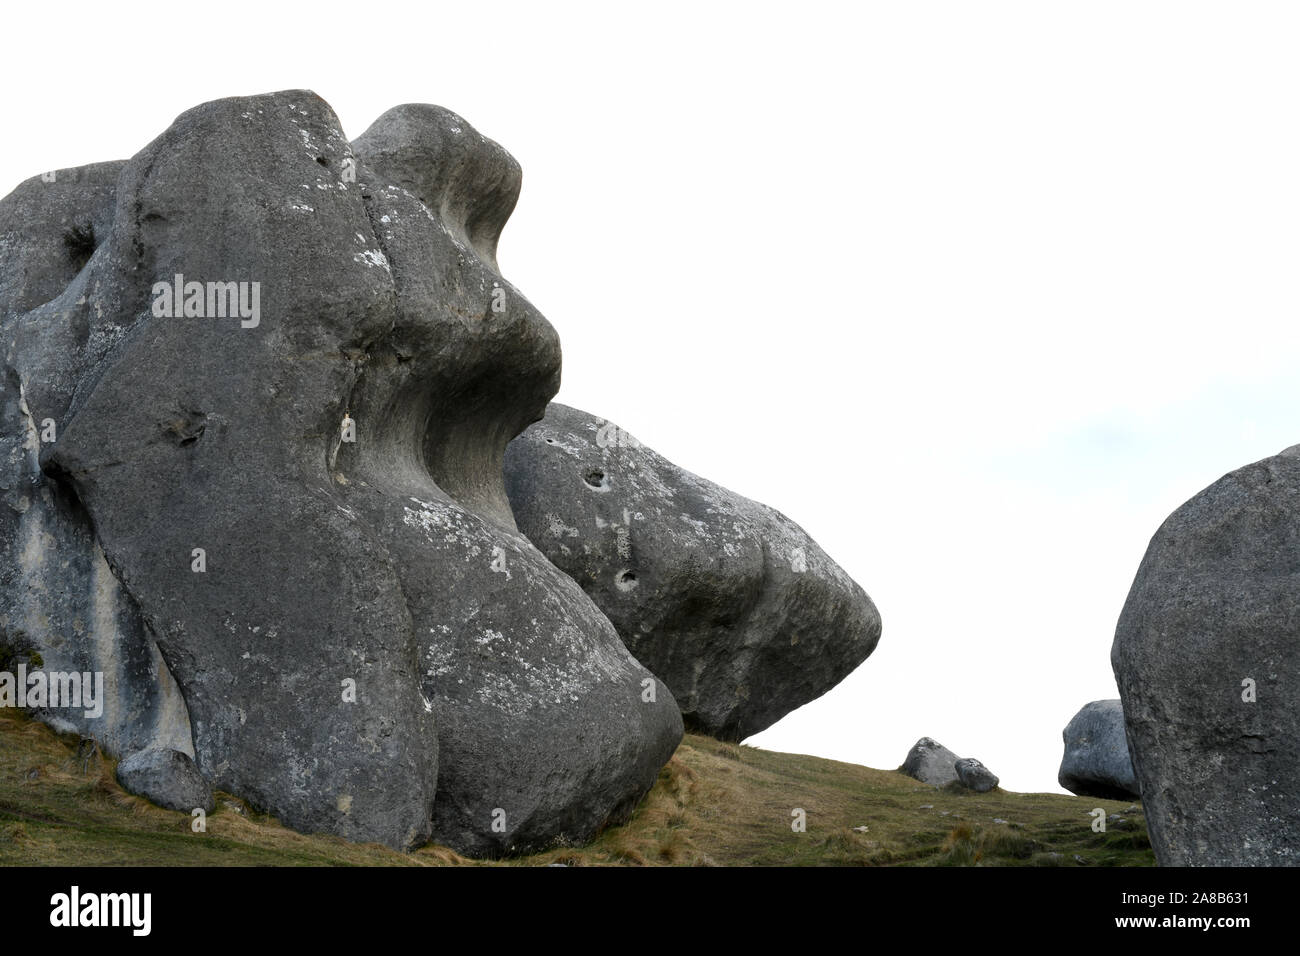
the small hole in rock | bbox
[316,156,329,167]
[616,570,639,591]
[62,222,96,269]
[584,470,606,488]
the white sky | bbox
[4,1,1298,793]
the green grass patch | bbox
[0,708,1153,867]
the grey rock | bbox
[954,757,999,792]
[0,161,194,761]
[1112,449,1300,866]
[351,105,682,855]
[1058,699,1141,800]
[116,748,214,813]
[3,91,682,856]
[901,737,959,786]
[503,403,881,740]
[0,161,124,316]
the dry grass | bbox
[0,708,1153,867]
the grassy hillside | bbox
[0,708,1152,866]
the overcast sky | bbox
[4,1,1297,793]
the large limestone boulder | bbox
[1058,700,1140,800]
[899,737,960,787]
[1112,448,1300,865]
[1,91,682,856]
[503,403,881,740]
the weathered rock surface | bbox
[900,737,960,787]
[116,748,214,813]
[503,403,880,740]
[1058,699,1140,800]
[1112,449,1300,866]
[1,161,194,760]
[954,757,998,793]
[2,91,682,856]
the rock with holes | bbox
[503,402,881,740]
[116,747,215,814]
[900,737,960,787]
[1058,700,1140,800]
[954,757,999,792]
[1112,446,1300,865]
[1,91,682,856]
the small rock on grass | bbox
[954,757,999,793]
[116,748,214,813]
